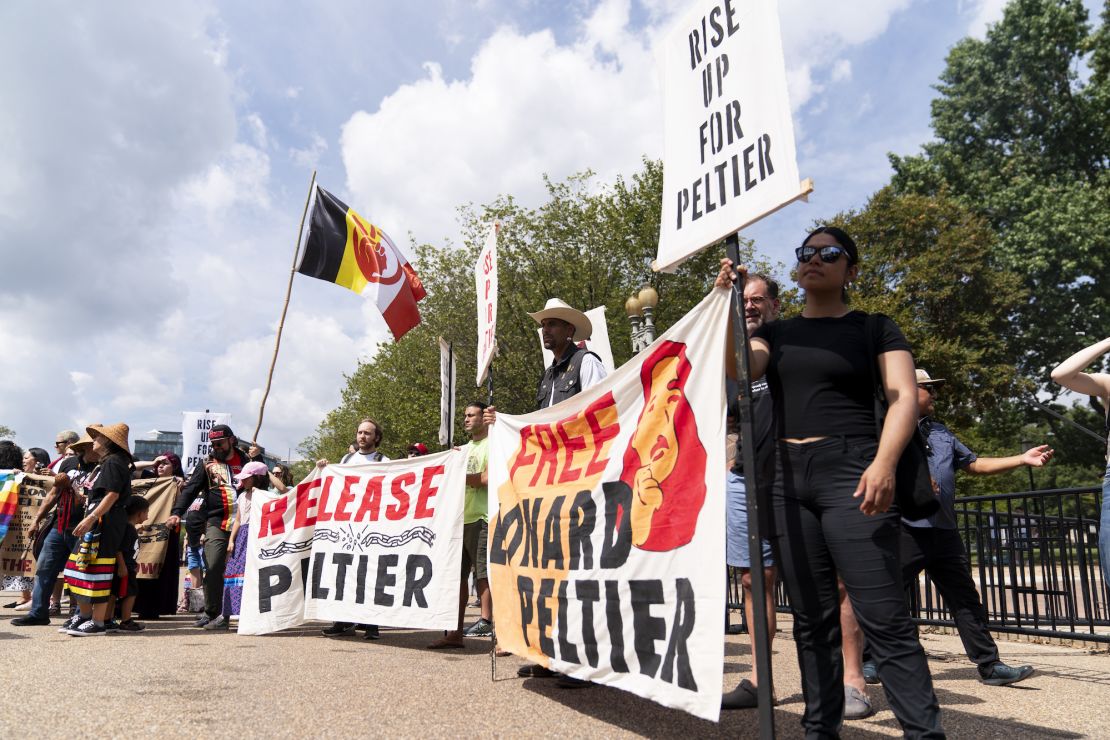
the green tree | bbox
[0,424,14,439]
[301,160,746,461]
[890,0,1110,386]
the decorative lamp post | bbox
[626,286,659,353]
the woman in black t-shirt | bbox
[62,423,134,637]
[719,227,943,738]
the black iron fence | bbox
[727,486,1109,644]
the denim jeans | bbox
[30,528,77,620]
[1100,461,1110,594]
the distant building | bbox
[133,429,281,472]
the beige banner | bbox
[133,477,180,579]
[0,478,47,580]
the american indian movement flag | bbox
[297,185,426,340]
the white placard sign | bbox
[182,411,232,473]
[656,0,805,273]
[438,337,457,446]
[475,223,498,386]
[539,305,616,373]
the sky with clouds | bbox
[0,0,1044,459]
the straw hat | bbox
[87,423,132,459]
[68,430,96,453]
[528,298,593,340]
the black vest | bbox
[536,345,597,409]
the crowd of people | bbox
[2,224,1108,738]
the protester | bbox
[315,418,389,639]
[105,494,150,632]
[1051,336,1110,591]
[48,430,80,472]
[62,423,134,636]
[407,442,429,457]
[271,463,294,488]
[484,297,608,687]
[25,447,50,471]
[209,461,288,630]
[718,226,944,737]
[132,452,185,618]
[721,274,779,710]
[429,403,492,649]
[166,424,247,628]
[5,445,51,610]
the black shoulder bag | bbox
[864,313,939,520]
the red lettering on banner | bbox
[317,476,335,523]
[414,465,444,519]
[529,424,561,488]
[556,413,587,484]
[295,478,327,528]
[353,476,384,523]
[332,476,360,522]
[386,472,415,520]
[585,395,620,476]
[508,392,620,493]
[259,496,288,537]
[509,427,537,481]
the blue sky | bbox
[0,0,1072,459]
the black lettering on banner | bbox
[258,564,291,613]
[332,553,353,601]
[557,580,579,664]
[537,578,555,657]
[402,554,432,608]
[311,552,329,599]
[604,580,630,672]
[355,554,368,604]
[600,482,631,568]
[521,498,541,568]
[541,495,565,569]
[575,579,600,668]
[630,580,666,678]
[759,133,774,177]
[567,490,596,570]
[662,578,698,690]
[489,507,522,566]
[376,554,398,606]
[518,576,535,646]
[299,557,310,593]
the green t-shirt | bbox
[462,437,489,524]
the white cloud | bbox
[830,59,853,84]
[245,113,270,149]
[961,0,1009,37]
[174,142,272,214]
[289,133,329,168]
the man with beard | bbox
[167,424,247,629]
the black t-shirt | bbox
[88,454,132,510]
[752,311,911,438]
[55,456,80,475]
[728,377,774,478]
[120,524,139,571]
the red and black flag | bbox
[298,186,426,340]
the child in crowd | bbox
[107,495,150,632]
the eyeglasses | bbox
[795,245,846,263]
[918,385,937,396]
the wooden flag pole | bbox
[253,169,317,444]
[725,232,775,738]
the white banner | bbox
[439,337,457,446]
[475,222,498,386]
[489,289,730,721]
[239,450,467,635]
[539,305,616,373]
[656,0,803,272]
[181,411,232,473]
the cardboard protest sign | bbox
[239,450,467,635]
[488,288,730,721]
[475,223,498,386]
[182,411,232,473]
[0,471,46,579]
[656,0,806,272]
[133,477,180,579]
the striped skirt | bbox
[64,510,126,604]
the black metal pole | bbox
[725,233,774,737]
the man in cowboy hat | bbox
[484,298,607,686]
[891,368,1053,686]
[167,423,248,628]
[10,431,100,627]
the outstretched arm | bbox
[1051,337,1110,398]
[966,445,1054,475]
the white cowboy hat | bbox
[528,298,593,340]
[915,369,946,386]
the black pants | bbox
[901,526,999,674]
[771,437,943,739]
[203,524,230,619]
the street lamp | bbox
[626,285,659,353]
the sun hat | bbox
[528,298,592,340]
[915,369,946,386]
[87,423,132,459]
[68,430,97,453]
[233,461,270,483]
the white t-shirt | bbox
[341,450,391,464]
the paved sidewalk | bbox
[1,596,1107,738]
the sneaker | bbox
[58,613,84,633]
[67,620,107,637]
[844,685,874,720]
[118,619,145,632]
[362,624,380,640]
[48,603,61,617]
[862,660,880,685]
[192,615,212,628]
[203,615,229,630]
[103,620,121,632]
[10,616,50,627]
[463,618,493,638]
[322,621,356,637]
[980,662,1035,686]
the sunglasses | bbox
[918,384,938,396]
[795,245,846,263]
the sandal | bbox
[427,635,466,650]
